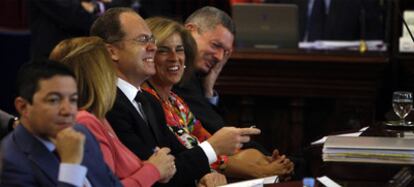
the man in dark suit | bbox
[90,7,260,186]
[173,6,309,179]
[265,0,384,41]
[173,6,272,154]
[0,61,122,187]
[173,6,235,134]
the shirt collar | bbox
[117,78,142,103]
[35,136,56,152]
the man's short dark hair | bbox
[90,7,136,43]
[185,6,236,36]
[16,60,75,103]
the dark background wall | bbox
[0,0,30,115]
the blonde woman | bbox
[49,36,176,187]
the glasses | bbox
[118,34,157,46]
[210,41,231,58]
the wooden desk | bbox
[216,49,389,154]
[218,49,388,98]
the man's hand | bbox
[202,57,229,98]
[207,127,261,155]
[197,172,227,187]
[52,127,85,164]
[146,147,176,183]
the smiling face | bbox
[17,75,78,139]
[109,12,157,86]
[190,24,234,74]
[152,33,186,89]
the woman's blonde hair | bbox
[146,17,197,82]
[50,36,116,119]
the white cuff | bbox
[199,141,218,164]
[207,90,219,106]
[59,163,88,187]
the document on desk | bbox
[311,126,368,145]
[323,136,414,164]
[317,176,342,187]
[299,40,386,51]
[218,175,278,187]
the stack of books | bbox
[323,136,414,165]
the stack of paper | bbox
[323,136,414,165]
[299,40,386,51]
[311,126,368,145]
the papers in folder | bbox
[299,40,386,51]
[323,136,414,165]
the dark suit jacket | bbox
[106,88,211,187]
[0,124,122,187]
[173,73,224,133]
[27,0,97,60]
[266,0,384,41]
[173,73,271,155]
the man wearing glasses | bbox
[90,7,260,186]
[174,6,305,179]
[173,6,234,135]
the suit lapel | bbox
[141,91,164,144]
[14,125,59,186]
[116,88,159,145]
[81,132,96,186]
